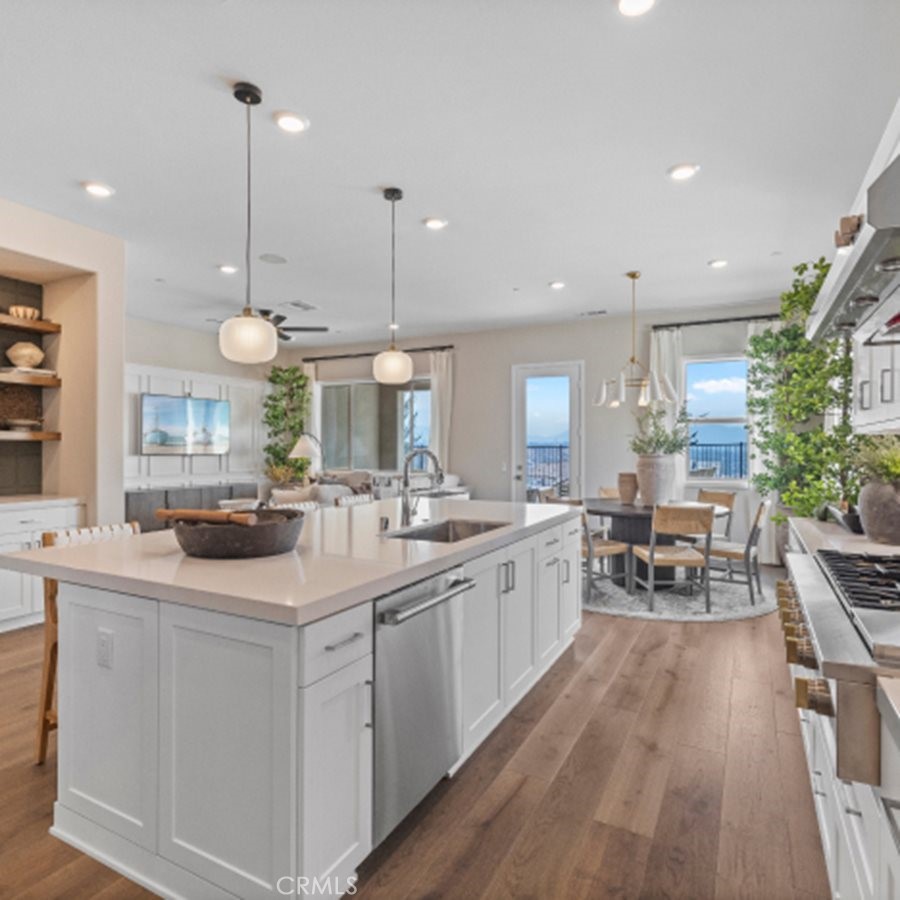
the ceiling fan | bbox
[257,309,329,341]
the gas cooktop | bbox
[817,549,900,664]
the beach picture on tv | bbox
[141,394,230,456]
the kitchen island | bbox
[0,498,582,899]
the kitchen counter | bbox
[790,515,900,556]
[0,498,579,625]
[0,493,82,510]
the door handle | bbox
[881,368,895,403]
[500,561,510,594]
[379,578,476,625]
[325,632,366,652]
[514,475,523,482]
[859,379,872,410]
[563,559,571,584]
[510,559,516,591]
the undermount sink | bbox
[386,519,509,543]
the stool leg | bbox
[36,637,56,765]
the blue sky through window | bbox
[526,376,570,445]
[685,359,748,419]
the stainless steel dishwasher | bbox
[374,568,475,846]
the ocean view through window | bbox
[526,375,570,495]
[684,357,749,480]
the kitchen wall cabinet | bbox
[299,654,373,889]
[853,292,900,434]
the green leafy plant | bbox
[855,436,900,485]
[629,405,691,455]
[747,258,860,519]
[262,366,312,481]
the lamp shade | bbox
[219,313,278,364]
[289,434,321,459]
[592,381,608,407]
[373,348,413,384]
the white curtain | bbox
[429,350,454,471]
[302,361,321,459]
[746,320,780,565]
[649,327,685,500]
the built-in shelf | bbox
[0,372,60,388]
[0,313,61,335]
[0,431,61,442]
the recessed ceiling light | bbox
[389,322,400,331]
[274,112,310,134]
[617,0,655,16]
[423,217,448,231]
[707,259,728,269]
[667,163,700,182]
[218,264,238,275]
[259,253,287,264]
[154,277,166,284]
[549,281,566,290]
[82,181,115,198]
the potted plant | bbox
[854,436,900,544]
[629,405,690,506]
[262,366,312,484]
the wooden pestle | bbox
[155,509,258,527]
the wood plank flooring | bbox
[0,591,829,899]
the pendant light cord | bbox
[244,102,252,311]
[390,195,397,341]
[631,275,636,363]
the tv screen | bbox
[140,394,230,456]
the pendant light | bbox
[219,82,278,364]
[373,187,414,384]
[592,271,677,409]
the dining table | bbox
[581,498,731,586]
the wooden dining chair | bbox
[696,489,737,538]
[630,504,714,612]
[707,499,771,605]
[582,512,630,598]
[334,493,373,508]
[36,522,142,765]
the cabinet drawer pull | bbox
[18,519,39,525]
[813,769,823,776]
[547,557,559,567]
[881,368,895,403]
[813,789,827,797]
[859,379,872,410]
[545,537,560,546]
[324,631,365,652]
[845,806,863,818]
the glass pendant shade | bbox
[219,311,278,363]
[616,371,627,405]
[638,380,650,407]
[593,381,608,407]
[373,347,413,384]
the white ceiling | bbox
[1,1,899,346]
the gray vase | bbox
[636,454,675,507]
[858,481,900,544]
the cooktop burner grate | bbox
[817,549,900,610]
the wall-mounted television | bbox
[140,394,230,456]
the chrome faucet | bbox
[401,449,444,526]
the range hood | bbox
[807,101,900,342]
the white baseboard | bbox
[0,610,43,634]
[52,803,239,900]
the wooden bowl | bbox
[172,508,305,559]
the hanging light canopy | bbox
[592,271,677,409]
[373,187,414,385]
[219,82,278,365]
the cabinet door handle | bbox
[562,559,571,584]
[500,561,510,594]
[813,789,827,797]
[859,379,872,410]
[547,558,559,567]
[845,806,863,818]
[545,537,560,547]
[510,559,516,592]
[324,631,365,652]
[881,368,895,403]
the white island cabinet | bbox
[2,498,581,899]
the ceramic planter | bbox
[636,454,675,507]
[858,481,900,544]
[617,472,638,505]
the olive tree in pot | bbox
[629,405,691,507]
[855,437,900,544]
[262,366,312,486]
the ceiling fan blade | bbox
[257,308,273,319]
[280,326,330,333]
[269,314,287,327]
[277,330,294,342]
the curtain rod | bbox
[302,344,454,363]
[651,313,779,332]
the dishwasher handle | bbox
[378,577,476,626]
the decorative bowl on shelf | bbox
[6,342,45,368]
[3,418,43,432]
[8,306,40,321]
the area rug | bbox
[583,576,777,623]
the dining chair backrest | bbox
[271,500,318,513]
[598,486,620,499]
[652,503,714,538]
[335,493,373,508]
[697,489,736,537]
[747,499,771,550]
[535,487,556,503]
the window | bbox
[684,357,749,481]
[321,380,431,471]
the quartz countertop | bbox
[791,516,900,556]
[0,494,82,510]
[0,499,578,626]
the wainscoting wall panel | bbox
[124,364,266,491]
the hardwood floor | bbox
[0,592,829,899]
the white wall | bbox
[287,299,778,540]
[124,363,266,490]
